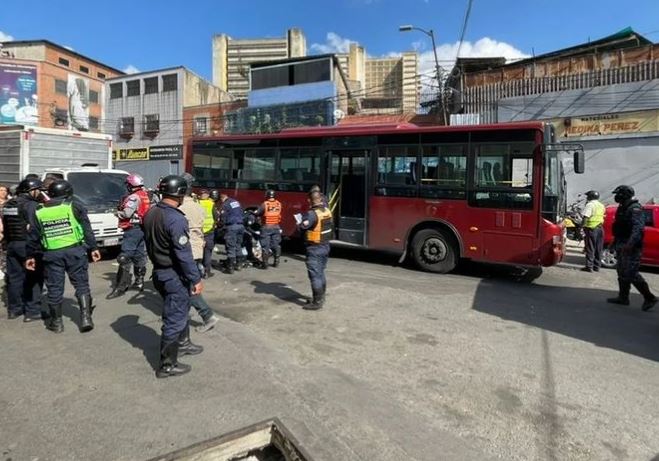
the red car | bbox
[601,204,659,268]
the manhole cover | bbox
[148,418,312,461]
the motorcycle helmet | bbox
[612,185,634,204]
[48,180,73,198]
[158,175,187,198]
[585,190,599,201]
[17,177,43,193]
[125,174,144,188]
[265,189,275,199]
[210,190,219,201]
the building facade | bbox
[212,28,306,100]
[446,28,659,203]
[105,67,230,186]
[336,44,419,114]
[0,40,122,131]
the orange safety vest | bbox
[305,207,333,244]
[262,199,282,226]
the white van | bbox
[42,166,129,248]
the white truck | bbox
[0,125,127,248]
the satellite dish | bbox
[333,109,345,120]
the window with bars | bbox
[162,74,178,92]
[55,79,67,94]
[110,83,123,99]
[143,114,159,134]
[120,117,135,136]
[89,90,99,104]
[144,77,158,94]
[89,116,99,130]
[194,117,208,135]
[126,80,140,97]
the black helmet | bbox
[585,190,599,200]
[265,189,275,199]
[48,180,73,198]
[210,190,219,201]
[17,177,43,193]
[158,175,187,198]
[612,185,635,204]
[180,172,195,195]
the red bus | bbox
[188,121,583,274]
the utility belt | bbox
[45,242,83,252]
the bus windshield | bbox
[67,172,127,212]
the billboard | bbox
[68,74,89,131]
[0,62,38,126]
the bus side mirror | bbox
[573,150,585,174]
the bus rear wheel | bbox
[411,229,457,273]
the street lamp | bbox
[399,24,447,124]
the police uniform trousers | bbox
[6,241,43,316]
[260,225,282,258]
[202,232,215,272]
[615,243,646,285]
[120,226,147,268]
[305,243,330,292]
[584,225,603,269]
[153,268,191,344]
[224,224,245,260]
[43,245,90,306]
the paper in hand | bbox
[294,213,302,225]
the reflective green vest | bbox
[199,198,215,234]
[584,200,605,229]
[35,202,84,250]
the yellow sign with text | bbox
[113,148,150,161]
[554,110,659,138]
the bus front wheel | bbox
[411,229,457,273]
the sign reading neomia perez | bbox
[112,145,182,161]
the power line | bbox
[454,0,474,63]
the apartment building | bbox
[0,39,122,131]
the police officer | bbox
[607,185,657,311]
[581,190,605,272]
[108,174,150,299]
[2,177,43,321]
[198,188,216,278]
[143,175,203,378]
[256,190,282,269]
[218,193,244,274]
[25,180,101,333]
[298,190,333,310]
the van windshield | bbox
[67,172,127,212]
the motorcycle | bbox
[564,197,585,243]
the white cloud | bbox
[0,30,14,42]
[63,45,75,51]
[416,37,530,77]
[311,32,357,54]
[123,64,140,74]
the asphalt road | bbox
[1,244,659,461]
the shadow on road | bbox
[251,280,308,307]
[472,278,659,363]
[110,314,160,371]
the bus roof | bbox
[190,121,547,143]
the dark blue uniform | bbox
[221,198,245,265]
[143,202,200,344]
[299,208,331,298]
[26,198,96,307]
[2,194,43,319]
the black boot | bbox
[607,279,631,305]
[234,257,243,272]
[46,304,64,333]
[633,280,657,311]
[107,264,132,299]
[261,253,270,270]
[156,340,191,379]
[303,288,324,310]
[226,258,235,274]
[177,322,204,356]
[273,255,280,268]
[77,294,94,333]
[132,266,146,291]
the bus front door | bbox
[327,149,369,245]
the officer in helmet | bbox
[218,192,245,274]
[25,180,101,333]
[143,175,204,378]
[581,190,605,272]
[607,185,657,311]
[2,177,44,321]
[108,173,150,299]
[255,189,282,269]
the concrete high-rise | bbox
[212,28,306,100]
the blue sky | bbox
[1,0,658,79]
